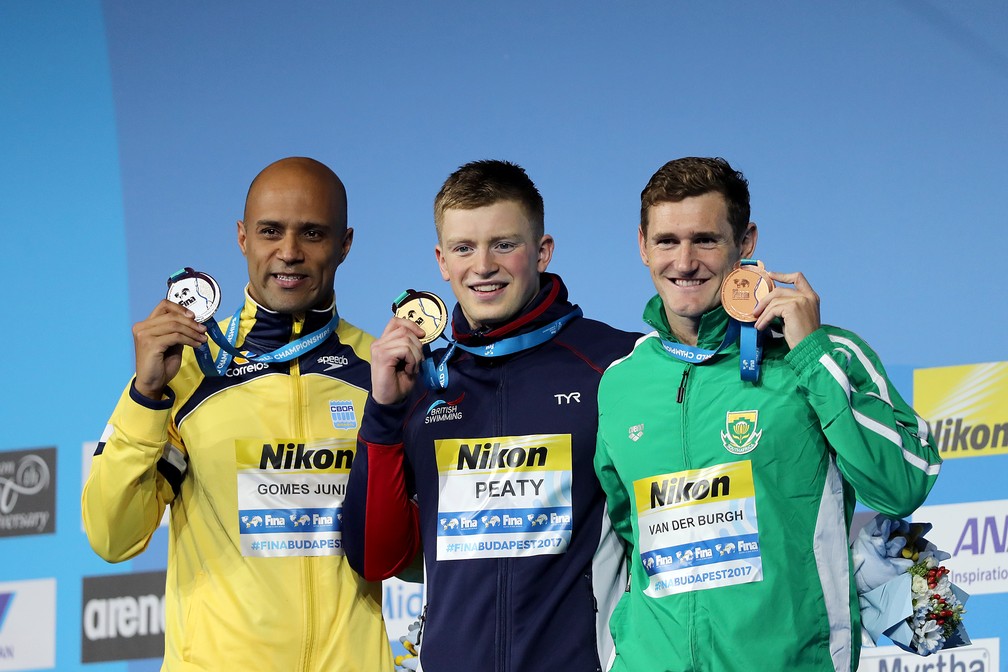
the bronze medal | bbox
[720,260,774,323]
[392,290,448,345]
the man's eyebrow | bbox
[254,219,330,230]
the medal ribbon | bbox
[737,259,765,382]
[421,308,582,390]
[195,304,340,377]
[658,319,740,366]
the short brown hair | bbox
[640,157,750,242]
[434,160,545,240]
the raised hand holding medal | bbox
[749,268,821,349]
[718,260,822,381]
[370,290,449,405]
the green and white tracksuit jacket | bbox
[594,295,941,672]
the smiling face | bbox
[237,159,351,314]
[640,192,756,343]
[435,200,554,330]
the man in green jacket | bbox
[594,156,942,672]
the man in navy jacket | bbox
[343,160,638,672]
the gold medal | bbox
[392,290,448,344]
[720,260,774,323]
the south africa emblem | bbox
[721,410,762,455]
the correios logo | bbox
[425,393,464,425]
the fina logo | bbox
[425,393,465,424]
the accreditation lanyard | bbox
[195,305,340,377]
[658,317,763,382]
[421,308,582,390]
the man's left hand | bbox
[752,271,821,349]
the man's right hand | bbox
[132,300,208,399]
[370,317,428,405]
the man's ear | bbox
[536,235,555,272]
[740,222,758,259]
[237,220,247,255]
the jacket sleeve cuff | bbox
[361,396,411,445]
[784,328,833,376]
[129,378,176,410]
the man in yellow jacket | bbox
[83,157,394,671]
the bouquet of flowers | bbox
[393,618,421,672]
[851,514,969,656]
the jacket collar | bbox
[452,273,577,347]
[236,287,338,352]
[642,294,732,351]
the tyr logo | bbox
[554,392,581,404]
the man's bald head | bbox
[244,157,347,231]
[237,157,354,313]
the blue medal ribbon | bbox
[658,319,740,366]
[195,304,340,378]
[736,259,765,382]
[421,308,582,390]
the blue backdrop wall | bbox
[2,2,1006,670]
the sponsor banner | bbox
[0,578,56,671]
[859,637,999,671]
[382,577,423,653]
[634,461,762,597]
[236,438,354,558]
[81,570,166,663]
[914,362,1008,459]
[0,447,55,538]
[435,434,573,560]
[82,441,169,531]
[913,500,1008,595]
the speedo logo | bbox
[425,394,464,424]
[226,361,269,377]
[318,355,349,371]
[258,442,353,470]
[649,474,731,509]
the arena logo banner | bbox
[0,578,56,670]
[913,500,1008,596]
[0,447,55,538]
[914,362,1008,459]
[859,637,999,671]
[81,570,166,663]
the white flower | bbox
[914,619,944,656]
[911,575,928,595]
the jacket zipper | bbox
[676,367,690,404]
[496,361,508,672]
[676,363,698,669]
[290,315,316,672]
